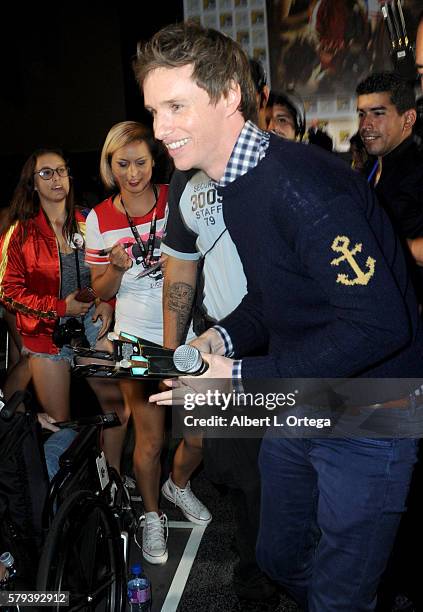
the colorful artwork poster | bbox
[266,0,422,97]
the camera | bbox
[52,317,90,348]
[75,286,96,303]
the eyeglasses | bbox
[34,166,70,181]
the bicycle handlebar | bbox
[0,390,31,421]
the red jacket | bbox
[0,208,88,354]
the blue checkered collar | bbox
[218,120,270,187]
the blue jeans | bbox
[44,429,78,480]
[257,434,418,612]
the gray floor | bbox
[129,470,300,612]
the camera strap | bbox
[202,227,228,260]
[367,159,379,185]
[72,248,85,325]
[121,184,158,270]
[73,248,82,290]
[193,227,228,323]
[53,249,89,348]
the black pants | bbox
[203,437,275,597]
[377,440,423,610]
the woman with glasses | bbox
[0,148,127,470]
[85,122,211,566]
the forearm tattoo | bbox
[165,281,195,340]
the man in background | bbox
[356,72,423,302]
[267,90,306,141]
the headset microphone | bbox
[173,345,208,375]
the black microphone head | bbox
[173,345,203,374]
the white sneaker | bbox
[139,512,168,564]
[161,475,212,526]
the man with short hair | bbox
[267,90,306,141]
[356,71,423,301]
[145,54,276,610]
[356,68,423,612]
[136,22,423,611]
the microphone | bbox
[173,345,208,375]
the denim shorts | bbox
[22,311,101,364]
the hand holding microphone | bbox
[150,345,234,405]
[173,344,209,375]
[172,343,234,378]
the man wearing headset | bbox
[266,90,306,141]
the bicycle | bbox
[0,390,136,612]
[0,333,192,611]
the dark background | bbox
[0,2,184,207]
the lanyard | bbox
[120,184,158,270]
[74,248,82,289]
[367,159,379,184]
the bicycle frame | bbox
[43,413,122,527]
[1,393,135,610]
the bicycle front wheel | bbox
[36,490,125,611]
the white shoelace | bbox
[175,486,202,513]
[135,513,168,551]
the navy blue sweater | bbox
[219,136,423,387]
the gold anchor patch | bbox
[330,235,376,286]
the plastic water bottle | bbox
[127,563,151,611]
[0,552,16,584]
[0,552,17,612]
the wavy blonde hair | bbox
[100,121,170,191]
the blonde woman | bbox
[85,122,211,565]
